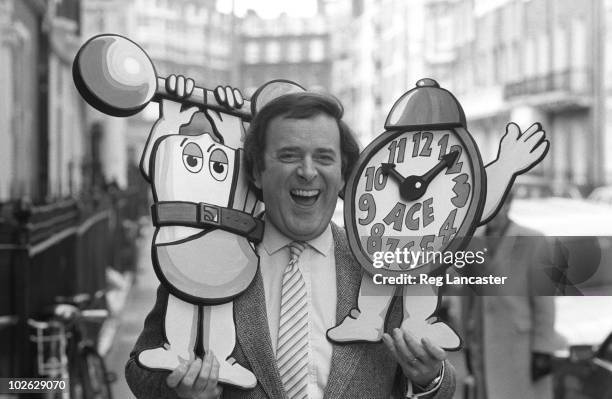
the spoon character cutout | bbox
[136,78,260,388]
[72,34,304,388]
[327,78,549,350]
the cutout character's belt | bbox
[151,201,264,243]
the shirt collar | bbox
[261,217,333,257]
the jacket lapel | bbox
[234,270,286,399]
[323,225,366,399]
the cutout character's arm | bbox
[140,75,199,181]
[480,122,549,224]
[204,86,247,149]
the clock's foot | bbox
[326,309,384,343]
[218,357,257,389]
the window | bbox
[309,39,325,62]
[244,42,259,64]
[287,40,301,62]
[266,41,281,63]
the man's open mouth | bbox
[290,189,321,206]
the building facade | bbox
[0,0,87,203]
[239,10,332,98]
[433,0,606,193]
[331,0,609,192]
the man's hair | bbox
[243,92,360,198]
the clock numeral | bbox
[366,223,385,255]
[412,131,433,158]
[446,145,463,174]
[364,166,388,192]
[385,238,400,252]
[451,173,470,208]
[402,241,415,252]
[358,193,377,225]
[420,235,436,252]
[387,137,407,164]
[438,209,458,246]
[437,134,449,160]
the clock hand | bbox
[398,151,460,202]
[381,163,406,183]
[420,151,460,184]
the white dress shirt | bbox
[258,220,337,399]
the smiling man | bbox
[248,99,347,241]
[228,92,456,399]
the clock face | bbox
[345,127,485,277]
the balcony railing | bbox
[503,69,592,100]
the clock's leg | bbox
[326,275,395,343]
[401,286,462,350]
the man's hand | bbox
[166,351,222,399]
[531,352,553,382]
[383,328,445,387]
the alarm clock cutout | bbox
[326,78,549,350]
[72,34,305,389]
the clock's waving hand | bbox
[497,122,549,174]
[480,122,550,224]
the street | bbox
[105,226,157,399]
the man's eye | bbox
[278,153,301,162]
[315,154,335,164]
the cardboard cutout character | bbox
[136,78,303,386]
[135,80,259,388]
[327,79,549,350]
[72,34,304,389]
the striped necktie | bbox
[277,241,309,399]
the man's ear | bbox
[252,166,262,190]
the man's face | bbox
[254,113,344,241]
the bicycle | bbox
[28,291,115,399]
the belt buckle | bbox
[199,203,220,225]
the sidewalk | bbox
[105,225,158,399]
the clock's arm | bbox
[480,160,513,225]
[479,122,549,225]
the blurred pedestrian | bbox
[459,193,566,399]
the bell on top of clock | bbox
[385,78,467,130]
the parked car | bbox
[512,175,583,199]
[588,185,612,206]
[553,300,612,399]
[511,197,612,398]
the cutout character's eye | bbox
[209,148,229,181]
[182,142,203,173]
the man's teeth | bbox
[291,189,320,197]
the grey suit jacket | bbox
[125,224,456,398]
